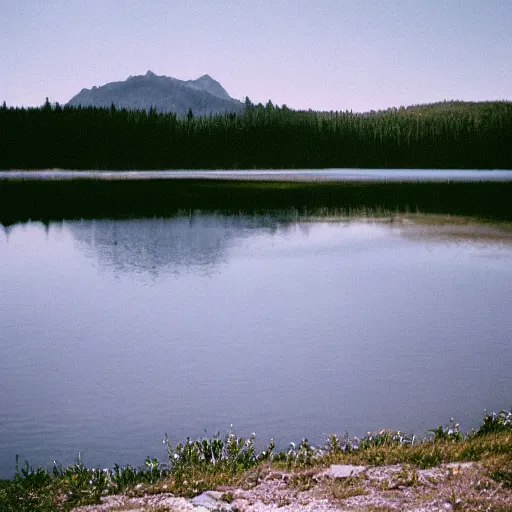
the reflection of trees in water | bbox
[67,213,305,276]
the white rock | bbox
[322,464,366,479]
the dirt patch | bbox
[72,461,512,512]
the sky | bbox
[1,0,511,112]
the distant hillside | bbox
[66,71,245,117]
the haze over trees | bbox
[1,99,511,170]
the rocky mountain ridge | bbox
[66,71,244,117]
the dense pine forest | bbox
[1,99,511,169]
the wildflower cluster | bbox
[163,427,275,475]
[476,410,512,436]
[359,429,416,449]
[429,418,464,442]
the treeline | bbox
[1,99,511,169]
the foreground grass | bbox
[1,412,511,511]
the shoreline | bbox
[2,412,511,511]
[2,179,512,227]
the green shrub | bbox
[163,427,275,476]
[476,411,512,436]
[429,418,464,442]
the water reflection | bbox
[66,212,512,277]
[69,217,228,277]
[65,210,391,276]
[398,216,512,243]
[67,213,307,276]
[2,179,512,227]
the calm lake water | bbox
[1,207,512,478]
[2,169,512,181]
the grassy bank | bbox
[1,411,511,511]
[2,179,512,227]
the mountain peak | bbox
[66,71,244,117]
[186,74,231,101]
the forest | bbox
[0,99,511,170]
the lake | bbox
[2,169,512,181]
[1,171,512,479]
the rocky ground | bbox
[73,461,511,512]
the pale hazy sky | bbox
[1,0,511,112]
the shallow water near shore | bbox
[1,208,512,479]
[2,168,512,181]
